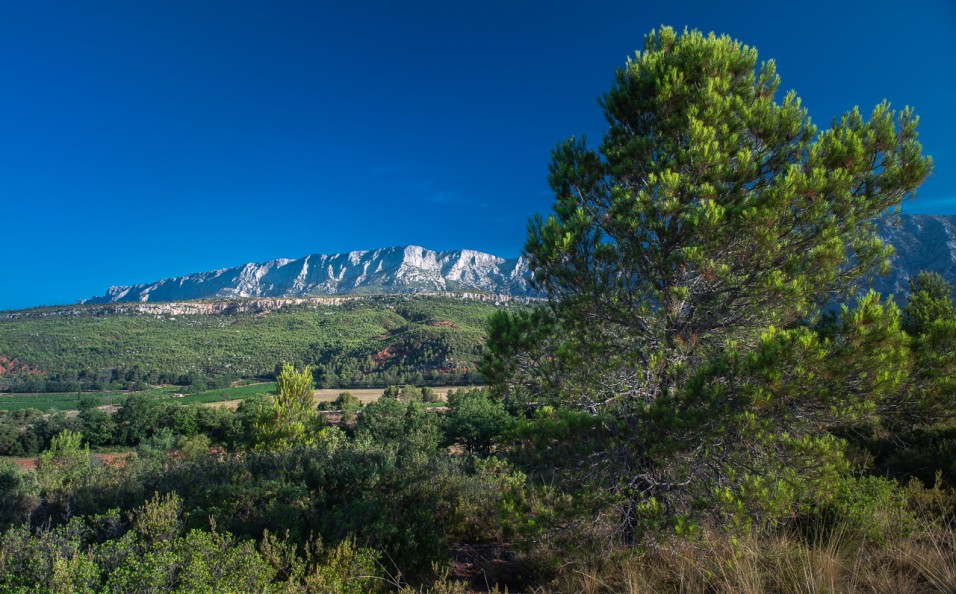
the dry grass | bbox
[532,522,956,594]
[203,385,462,410]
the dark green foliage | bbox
[113,394,162,446]
[355,398,443,460]
[330,391,361,411]
[0,409,44,455]
[79,407,114,448]
[444,388,513,454]
[0,491,383,593]
[899,272,956,429]
[901,271,956,336]
[487,26,932,536]
[663,295,906,525]
[481,308,568,412]
[834,273,956,489]
[512,26,930,415]
[0,423,526,583]
[865,427,956,490]
[0,296,522,394]
[0,462,39,527]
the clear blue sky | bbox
[2,0,954,310]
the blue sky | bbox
[1,0,954,310]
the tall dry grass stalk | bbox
[534,520,956,594]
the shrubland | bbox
[0,27,954,592]
[0,296,507,393]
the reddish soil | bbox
[372,346,394,364]
[7,458,36,471]
[0,355,41,377]
[97,452,132,467]
[4,452,132,472]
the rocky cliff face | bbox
[873,214,956,300]
[2,292,536,320]
[79,216,956,306]
[83,246,537,304]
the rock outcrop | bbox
[78,216,956,307]
[83,246,536,304]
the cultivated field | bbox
[0,382,468,412]
[204,385,461,410]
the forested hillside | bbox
[0,295,520,392]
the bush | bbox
[444,389,513,454]
[331,391,361,412]
[802,475,914,546]
[0,461,39,528]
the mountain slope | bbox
[873,214,956,299]
[0,295,518,392]
[80,215,956,306]
[84,246,535,303]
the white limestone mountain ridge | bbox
[871,214,956,298]
[84,246,537,304]
[82,215,956,305]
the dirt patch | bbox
[97,452,132,468]
[372,346,394,364]
[6,457,37,471]
[428,320,458,328]
[0,355,40,377]
[3,451,132,472]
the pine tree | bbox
[506,26,932,413]
[253,363,320,450]
[486,26,933,533]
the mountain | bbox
[81,215,956,305]
[874,214,956,300]
[83,246,536,304]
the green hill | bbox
[0,295,526,393]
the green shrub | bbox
[803,475,914,546]
[444,389,513,454]
[0,461,39,528]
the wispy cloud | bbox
[906,195,956,214]
[368,164,493,208]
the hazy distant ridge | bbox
[81,216,956,305]
[83,246,537,303]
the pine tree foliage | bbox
[901,271,956,336]
[899,272,956,428]
[515,26,932,413]
[486,26,934,532]
[253,363,320,450]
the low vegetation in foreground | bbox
[1,27,954,592]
